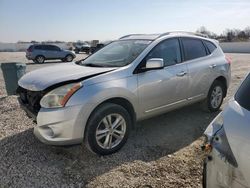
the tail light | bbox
[27,47,33,52]
[225,56,232,64]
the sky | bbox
[0,0,250,43]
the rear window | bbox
[34,45,44,50]
[182,38,207,61]
[204,40,217,54]
[235,74,250,111]
[27,45,33,50]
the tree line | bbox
[196,26,250,42]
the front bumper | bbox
[204,149,249,188]
[18,97,37,120]
[34,104,84,145]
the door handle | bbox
[209,64,217,68]
[176,71,187,77]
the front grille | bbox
[17,86,44,116]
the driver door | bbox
[137,38,189,116]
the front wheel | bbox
[84,103,132,155]
[202,80,225,112]
[65,54,73,62]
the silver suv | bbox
[17,32,231,155]
[26,44,76,63]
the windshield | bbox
[80,40,151,67]
[235,74,250,111]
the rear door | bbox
[181,37,213,101]
[46,45,61,59]
[34,45,45,57]
[41,45,52,58]
[51,45,63,58]
[137,38,189,116]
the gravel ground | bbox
[0,52,250,188]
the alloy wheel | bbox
[95,114,126,149]
[210,86,223,109]
[66,55,73,62]
[37,56,44,63]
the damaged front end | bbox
[16,86,44,120]
[202,113,248,188]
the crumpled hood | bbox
[18,63,116,91]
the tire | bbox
[35,55,45,64]
[202,80,226,112]
[202,160,207,188]
[85,103,132,155]
[65,54,73,62]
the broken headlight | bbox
[40,82,82,108]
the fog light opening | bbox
[44,127,55,138]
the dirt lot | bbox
[0,52,250,188]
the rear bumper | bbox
[25,55,32,60]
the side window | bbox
[46,45,59,51]
[51,45,61,51]
[204,40,217,54]
[235,74,250,111]
[42,45,50,50]
[147,38,181,66]
[34,45,43,50]
[182,38,207,61]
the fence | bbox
[0,43,71,52]
[220,42,250,53]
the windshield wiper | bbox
[83,63,106,67]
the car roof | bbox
[32,44,58,46]
[31,44,63,49]
[119,31,209,41]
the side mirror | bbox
[145,58,164,70]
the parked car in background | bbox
[203,73,250,188]
[17,32,231,155]
[74,42,91,54]
[90,43,105,54]
[26,44,76,63]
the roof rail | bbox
[158,31,209,38]
[119,34,145,39]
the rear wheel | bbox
[35,55,45,64]
[84,103,132,155]
[202,80,225,112]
